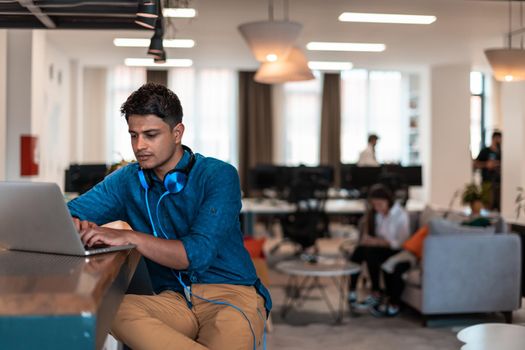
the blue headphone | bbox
[137,145,196,194]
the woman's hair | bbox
[365,184,394,236]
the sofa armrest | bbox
[421,234,521,314]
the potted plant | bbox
[461,183,487,216]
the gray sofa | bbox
[400,220,522,325]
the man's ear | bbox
[173,123,185,143]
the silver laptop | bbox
[0,182,135,256]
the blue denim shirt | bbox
[67,150,272,313]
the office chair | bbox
[271,174,329,255]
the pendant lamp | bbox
[485,0,525,82]
[254,47,314,84]
[238,0,302,62]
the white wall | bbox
[69,60,83,163]
[6,30,33,181]
[501,82,525,223]
[82,67,107,163]
[427,64,472,209]
[31,35,72,188]
[0,30,6,181]
[4,30,73,188]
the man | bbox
[474,131,502,211]
[67,83,271,350]
[357,134,380,166]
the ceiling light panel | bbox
[308,61,353,71]
[124,58,193,67]
[163,8,197,18]
[306,42,386,52]
[339,12,436,25]
[114,38,195,48]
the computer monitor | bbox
[340,164,382,190]
[292,165,334,189]
[248,165,293,193]
[397,166,423,186]
[65,164,108,194]
[382,165,422,186]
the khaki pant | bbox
[112,284,266,350]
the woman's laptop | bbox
[0,182,135,256]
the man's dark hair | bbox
[120,83,183,128]
[368,134,379,143]
[492,131,502,139]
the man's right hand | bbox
[72,217,96,233]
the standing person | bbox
[348,184,410,307]
[67,83,271,350]
[474,131,502,211]
[357,134,380,166]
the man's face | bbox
[493,135,502,148]
[128,114,183,170]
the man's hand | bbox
[486,159,500,170]
[80,225,135,247]
[72,217,96,233]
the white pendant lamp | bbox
[238,20,302,62]
[254,47,314,84]
[485,48,525,81]
[485,0,525,82]
[238,0,302,62]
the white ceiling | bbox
[44,0,521,71]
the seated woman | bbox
[348,184,410,308]
[370,225,428,317]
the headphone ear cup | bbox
[164,170,188,194]
[138,169,151,190]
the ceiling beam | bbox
[17,0,56,28]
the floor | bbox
[262,236,525,350]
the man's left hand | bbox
[80,225,134,247]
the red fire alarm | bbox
[20,135,39,176]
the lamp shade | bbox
[238,20,302,62]
[135,16,157,29]
[154,50,167,64]
[148,20,164,55]
[485,48,525,82]
[254,47,315,84]
[137,0,158,18]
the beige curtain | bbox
[238,71,273,195]
[320,73,341,187]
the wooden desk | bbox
[240,197,425,235]
[0,248,140,350]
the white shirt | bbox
[357,144,379,166]
[375,202,410,249]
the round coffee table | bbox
[276,257,360,323]
[457,323,525,350]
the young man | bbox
[357,134,380,167]
[474,131,502,211]
[68,83,271,350]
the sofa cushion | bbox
[428,218,495,236]
[403,225,429,259]
[418,205,441,228]
[403,268,422,287]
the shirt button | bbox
[190,275,197,282]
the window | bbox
[470,71,486,159]
[280,74,322,166]
[107,66,146,163]
[169,68,238,167]
[341,70,404,164]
